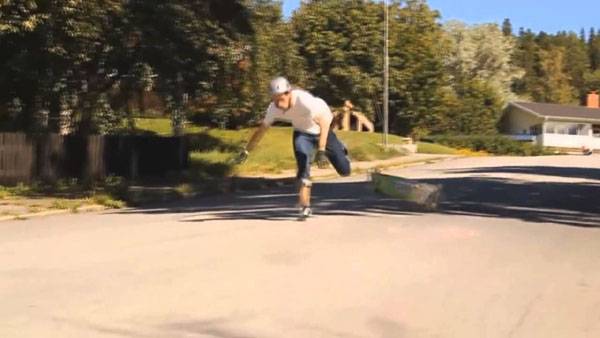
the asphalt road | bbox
[1,155,599,337]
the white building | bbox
[501,92,600,150]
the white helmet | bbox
[269,77,292,96]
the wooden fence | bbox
[0,133,35,185]
[0,133,188,186]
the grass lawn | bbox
[134,118,452,176]
[134,118,206,135]
[0,181,126,218]
[417,142,461,155]
[0,119,460,211]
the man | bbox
[236,77,351,220]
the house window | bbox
[593,125,600,138]
[568,125,579,135]
[529,124,542,135]
[557,125,567,134]
[545,125,555,134]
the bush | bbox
[92,193,125,209]
[423,135,549,156]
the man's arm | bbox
[235,123,269,165]
[317,116,331,151]
[314,115,332,169]
[246,123,269,152]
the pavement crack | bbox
[508,294,542,338]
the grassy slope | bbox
[417,142,460,155]
[135,119,457,176]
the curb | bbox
[239,155,464,182]
[0,204,107,222]
[319,155,464,181]
[0,155,464,219]
[126,155,465,205]
[0,209,67,222]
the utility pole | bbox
[383,0,389,147]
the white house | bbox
[501,92,600,150]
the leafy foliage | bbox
[1,0,598,138]
[424,135,550,156]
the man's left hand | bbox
[315,150,329,169]
[234,150,249,165]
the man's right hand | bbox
[315,150,329,169]
[234,150,249,165]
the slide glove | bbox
[315,150,329,169]
[235,150,249,165]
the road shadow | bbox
[52,316,369,338]
[115,165,600,228]
[428,177,599,227]
[430,164,600,227]
[115,179,424,222]
[447,165,600,181]
[51,316,260,338]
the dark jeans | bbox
[293,129,351,181]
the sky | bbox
[282,0,600,35]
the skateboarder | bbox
[235,77,351,220]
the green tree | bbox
[512,28,589,104]
[0,0,252,134]
[589,28,600,70]
[292,0,448,135]
[292,0,384,118]
[387,0,450,135]
[124,0,252,134]
[512,28,541,98]
[502,18,513,37]
[552,32,591,103]
[0,0,128,132]
[453,79,504,134]
[538,47,577,104]
[245,0,306,125]
[584,70,600,92]
[444,21,524,103]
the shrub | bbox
[423,135,548,156]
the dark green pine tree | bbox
[502,18,513,37]
[589,28,600,70]
[512,29,540,98]
[562,33,593,103]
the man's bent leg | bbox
[325,131,351,177]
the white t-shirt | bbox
[263,89,333,135]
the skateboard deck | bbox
[370,172,442,210]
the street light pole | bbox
[383,0,389,147]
